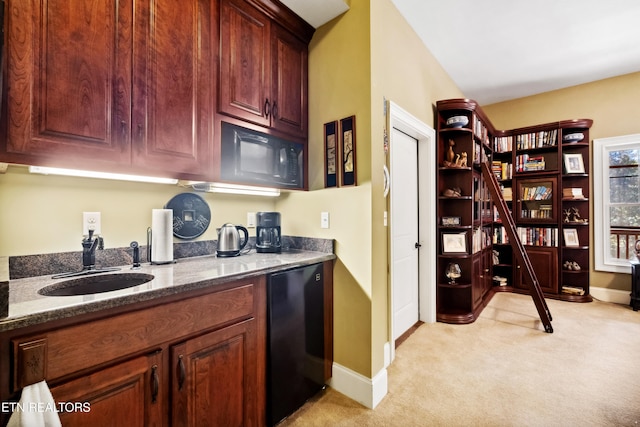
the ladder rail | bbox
[481,162,553,333]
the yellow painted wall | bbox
[276,0,374,376]
[0,165,276,256]
[278,0,466,378]
[484,71,640,291]
[369,0,463,374]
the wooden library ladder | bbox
[481,162,554,333]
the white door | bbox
[390,128,420,340]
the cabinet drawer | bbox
[12,282,256,390]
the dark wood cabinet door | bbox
[517,247,559,294]
[171,318,260,427]
[3,0,131,166]
[50,352,164,427]
[271,24,308,138]
[219,0,271,128]
[132,0,214,179]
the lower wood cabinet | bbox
[50,352,164,427]
[1,277,267,426]
[516,247,559,294]
[171,319,258,426]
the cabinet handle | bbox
[121,120,127,136]
[264,98,271,118]
[137,123,143,139]
[177,355,185,391]
[272,101,278,119]
[151,364,159,403]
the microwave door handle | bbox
[279,148,288,178]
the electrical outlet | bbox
[83,212,101,235]
[247,212,256,228]
[320,212,330,229]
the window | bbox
[594,134,640,273]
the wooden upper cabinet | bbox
[219,0,308,139]
[219,0,272,128]
[132,0,214,177]
[3,0,131,165]
[2,0,214,180]
[271,23,308,138]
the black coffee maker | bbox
[256,212,281,253]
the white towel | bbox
[7,380,62,427]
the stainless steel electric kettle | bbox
[216,223,249,257]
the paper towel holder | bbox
[147,226,175,265]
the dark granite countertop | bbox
[1,249,335,332]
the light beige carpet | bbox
[280,292,640,426]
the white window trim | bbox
[594,133,640,273]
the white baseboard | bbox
[328,363,388,409]
[590,286,631,305]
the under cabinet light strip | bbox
[28,166,179,185]
[185,182,281,197]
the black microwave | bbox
[221,122,304,189]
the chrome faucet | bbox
[82,229,104,270]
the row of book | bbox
[516,227,559,247]
[472,115,490,146]
[494,135,513,153]
[521,185,552,200]
[491,161,513,180]
[472,227,492,254]
[520,206,553,219]
[515,129,558,150]
[515,154,546,172]
[493,226,510,245]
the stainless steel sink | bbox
[38,273,154,297]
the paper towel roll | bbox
[151,209,174,264]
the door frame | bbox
[387,101,436,363]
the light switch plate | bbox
[247,212,256,228]
[320,212,330,229]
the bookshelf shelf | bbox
[436,98,593,324]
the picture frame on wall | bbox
[442,232,468,254]
[340,115,357,186]
[324,121,339,188]
[563,153,585,174]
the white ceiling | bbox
[280,0,349,29]
[389,0,640,105]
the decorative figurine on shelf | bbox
[563,260,581,271]
[456,152,468,167]
[563,207,587,223]
[442,187,462,197]
[492,250,500,265]
[445,262,462,284]
[446,139,456,163]
[571,207,586,223]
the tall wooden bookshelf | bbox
[436,99,593,324]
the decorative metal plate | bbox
[165,193,211,240]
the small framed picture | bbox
[339,115,357,186]
[441,216,461,226]
[324,121,339,188]
[563,153,585,174]
[563,228,580,247]
[442,232,467,254]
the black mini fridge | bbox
[267,263,326,426]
